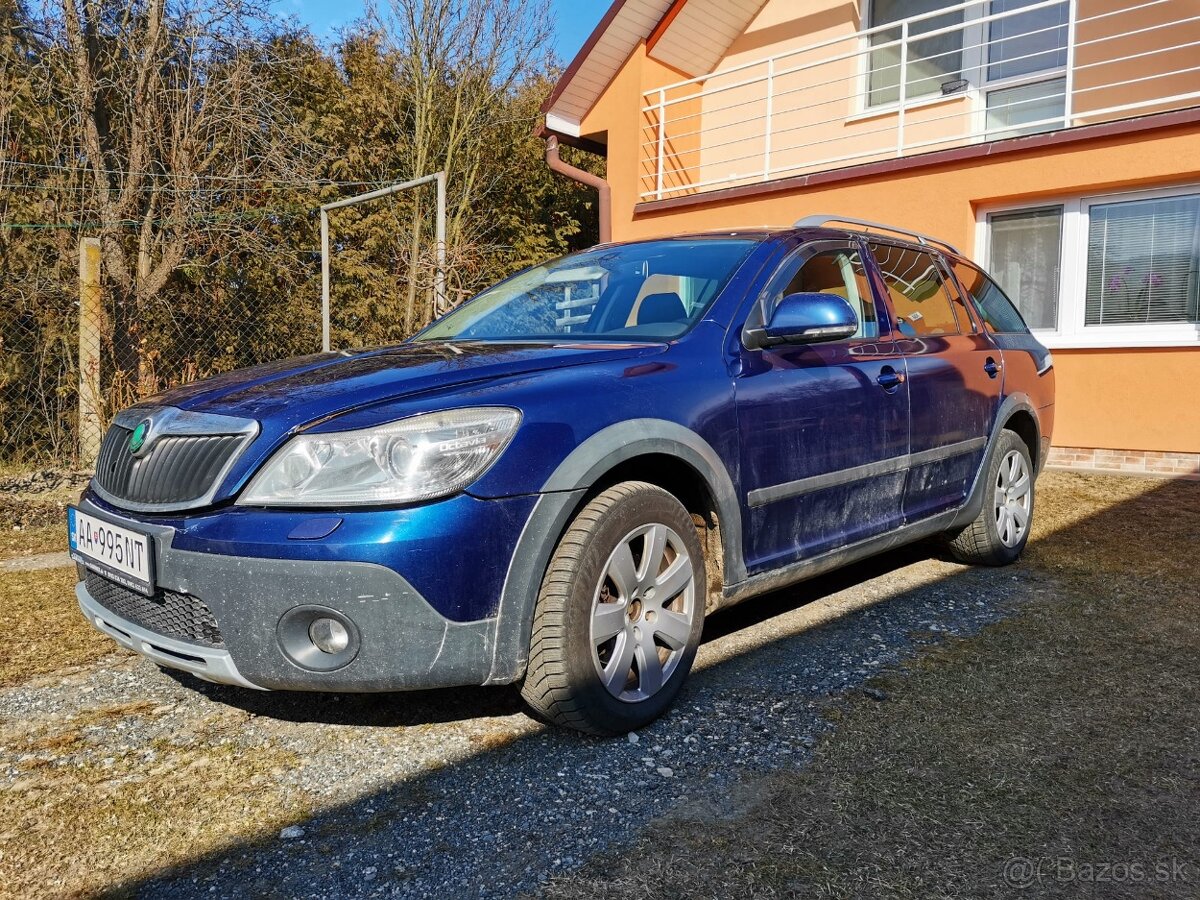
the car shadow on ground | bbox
[126,560,1012,895]
[113,477,1195,899]
[166,669,528,728]
[174,542,932,729]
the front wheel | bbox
[520,482,705,735]
[944,428,1035,566]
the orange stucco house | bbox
[542,0,1200,475]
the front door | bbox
[735,241,910,574]
[866,241,1003,522]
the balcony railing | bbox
[639,0,1200,202]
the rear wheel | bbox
[520,482,705,735]
[944,428,1034,566]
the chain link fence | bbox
[0,236,327,470]
[0,195,521,473]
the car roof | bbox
[592,226,971,263]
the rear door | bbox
[866,241,1003,522]
[734,240,909,573]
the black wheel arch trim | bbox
[487,419,745,684]
[951,392,1042,531]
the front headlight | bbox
[238,407,521,507]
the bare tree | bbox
[45,0,311,386]
[372,0,552,333]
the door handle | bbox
[984,357,1002,379]
[877,366,906,391]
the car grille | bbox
[93,425,245,508]
[84,569,224,647]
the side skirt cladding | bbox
[722,393,1040,607]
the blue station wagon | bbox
[69,216,1054,735]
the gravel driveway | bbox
[3,516,1040,897]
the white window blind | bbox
[1085,195,1200,326]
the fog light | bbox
[309,617,350,654]
[278,606,360,671]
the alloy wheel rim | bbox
[994,449,1032,548]
[590,522,697,703]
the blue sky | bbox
[278,0,610,62]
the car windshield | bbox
[414,238,757,342]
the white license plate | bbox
[68,507,155,595]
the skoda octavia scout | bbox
[69,216,1054,735]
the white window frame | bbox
[975,182,1200,348]
[858,0,1071,138]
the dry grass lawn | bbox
[1,704,311,899]
[0,469,85,560]
[0,525,66,559]
[0,568,112,686]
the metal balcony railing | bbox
[639,0,1200,202]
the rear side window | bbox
[951,261,1031,334]
[870,243,961,336]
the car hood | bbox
[143,340,665,435]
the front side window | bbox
[871,244,962,336]
[766,247,879,340]
[415,239,757,342]
[868,0,965,107]
[987,206,1063,329]
[1085,194,1200,326]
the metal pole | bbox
[897,21,909,157]
[656,88,666,200]
[319,171,446,351]
[320,208,330,353]
[1063,0,1078,128]
[763,58,774,181]
[435,171,447,313]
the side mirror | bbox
[744,292,859,349]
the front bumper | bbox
[78,581,262,689]
[72,492,543,692]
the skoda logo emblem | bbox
[128,419,151,454]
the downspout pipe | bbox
[544,134,612,244]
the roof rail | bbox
[793,215,961,255]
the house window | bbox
[985,78,1066,138]
[983,0,1069,136]
[867,0,1070,137]
[980,186,1200,348]
[1085,194,1200,326]
[987,206,1062,329]
[867,0,965,107]
[987,0,1068,81]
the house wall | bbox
[1073,0,1200,122]
[632,0,1200,199]
[576,12,1200,456]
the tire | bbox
[944,428,1035,566]
[520,481,706,736]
